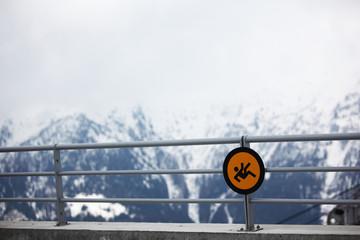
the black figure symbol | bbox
[234,162,256,182]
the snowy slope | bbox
[147,91,359,223]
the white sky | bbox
[1,0,360,122]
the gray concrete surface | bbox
[1,221,360,240]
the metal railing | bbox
[1,133,360,230]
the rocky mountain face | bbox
[0,92,359,224]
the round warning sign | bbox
[223,147,265,195]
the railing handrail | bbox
[1,132,360,228]
[1,197,360,205]
[0,132,359,152]
[1,166,360,178]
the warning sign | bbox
[223,147,265,195]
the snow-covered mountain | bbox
[0,91,359,224]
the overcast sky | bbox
[1,0,360,122]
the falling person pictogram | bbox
[234,162,256,182]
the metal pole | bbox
[244,194,255,230]
[53,145,67,226]
[241,136,255,231]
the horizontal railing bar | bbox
[246,132,360,143]
[59,169,223,176]
[55,138,241,150]
[62,198,244,204]
[0,133,359,152]
[0,139,242,152]
[1,166,358,178]
[0,172,55,177]
[0,145,54,152]
[266,166,360,172]
[60,167,360,176]
[1,197,359,205]
[0,198,57,202]
[252,198,360,205]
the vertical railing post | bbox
[241,136,255,231]
[53,144,67,226]
[244,194,255,230]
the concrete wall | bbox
[1,221,360,240]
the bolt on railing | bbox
[0,133,360,228]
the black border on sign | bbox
[223,147,265,195]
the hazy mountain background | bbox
[1,0,360,225]
[0,89,359,224]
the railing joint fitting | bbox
[241,135,249,147]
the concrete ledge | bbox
[1,221,360,240]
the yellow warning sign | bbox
[223,147,265,195]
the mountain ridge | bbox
[0,91,359,224]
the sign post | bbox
[223,137,265,231]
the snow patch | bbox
[4,209,28,221]
[67,193,127,221]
